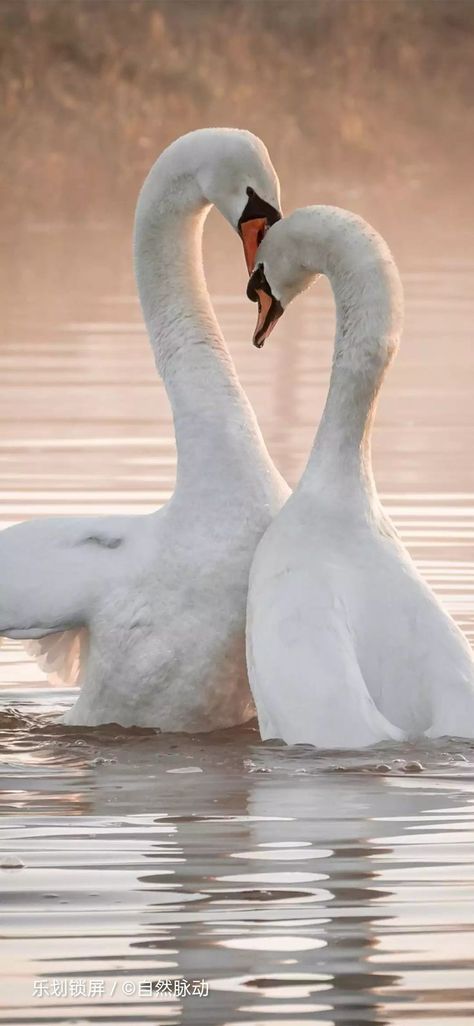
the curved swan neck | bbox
[300,212,404,498]
[134,162,238,394]
[133,149,256,488]
[135,200,233,374]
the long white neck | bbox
[300,211,404,503]
[133,149,266,493]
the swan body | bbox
[0,129,289,729]
[246,206,474,747]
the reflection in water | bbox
[1,712,474,1025]
[0,223,474,1024]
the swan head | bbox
[247,206,402,348]
[136,129,281,275]
[193,129,282,272]
[247,211,321,347]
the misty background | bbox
[1,0,473,494]
[2,0,473,239]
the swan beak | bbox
[253,289,283,348]
[240,218,268,274]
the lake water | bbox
[0,221,474,1025]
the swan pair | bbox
[1,129,474,746]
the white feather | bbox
[24,630,87,687]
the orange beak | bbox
[240,217,268,274]
[253,288,283,348]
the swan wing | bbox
[23,629,88,687]
[247,574,405,749]
[0,514,127,685]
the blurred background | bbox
[1,0,474,547]
[0,0,473,514]
[2,0,473,232]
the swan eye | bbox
[246,186,255,197]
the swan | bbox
[245,205,474,748]
[0,128,289,729]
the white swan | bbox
[0,128,289,729]
[245,205,474,748]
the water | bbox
[0,221,474,1025]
